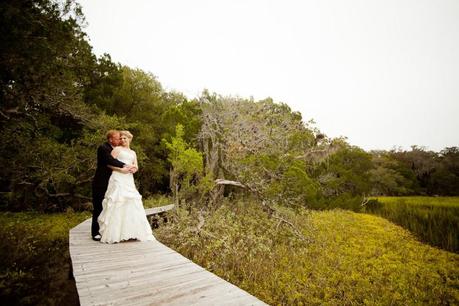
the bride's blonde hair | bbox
[120,130,133,140]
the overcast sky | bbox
[79,0,459,152]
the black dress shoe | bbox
[92,234,101,241]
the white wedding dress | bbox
[98,148,155,243]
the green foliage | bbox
[155,200,459,305]
[160,95,202,147]
[1,0,98,210]
[0,109,135,211]
[239,154,319,207]
[366,197,459,253]
[0,1,203,209]
[1,0,96,133]
[368,151,415,195]
[163,124,210,204]
[369,166,413,195]
[84,53,124,112]
[319,145,374,197]
[431,147,459,196]
[370,146,459,197]
[2,126,94,211]
[0,210,90,305]
[199,95,324,207]
[165,124,202,175]
[112,66,164,120]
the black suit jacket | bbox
[92,142,125,191]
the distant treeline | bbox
[369,147,458,196]
[1,0,457,212]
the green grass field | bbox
[366,196,459,253]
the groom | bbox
[91,130,134,241]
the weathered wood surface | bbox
[144,204,175,216]
[69,205,267,306]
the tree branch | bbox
[214,179,246,188]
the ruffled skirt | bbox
[98,172,155,243]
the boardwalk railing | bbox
[69,204,267,306]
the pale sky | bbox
[79,0,459,152]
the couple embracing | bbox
[91,130,154,243]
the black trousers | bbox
[91,188,106,237]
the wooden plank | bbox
[145,204,175,216]
[103,278,220,305]
[69,204,267,306]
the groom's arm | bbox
[98,144,125,168]
[107,164,131,174]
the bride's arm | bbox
[131,151,139,173]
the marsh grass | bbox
[375,196,459,208]
[154,199,459,305]
[0,210,90,305]
[366,197,459,253]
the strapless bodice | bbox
[117,148,135,165]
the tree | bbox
[389,146,437,195]
[318,144,373,197]
[197,93,328,207]
[163,124,211,206]
[368,151,414,195]
[0,0,101,210]
[84,53,124,112]
[431,147,459,195]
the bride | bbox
[98,130,155,243]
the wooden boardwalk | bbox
[69,205,267,306]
